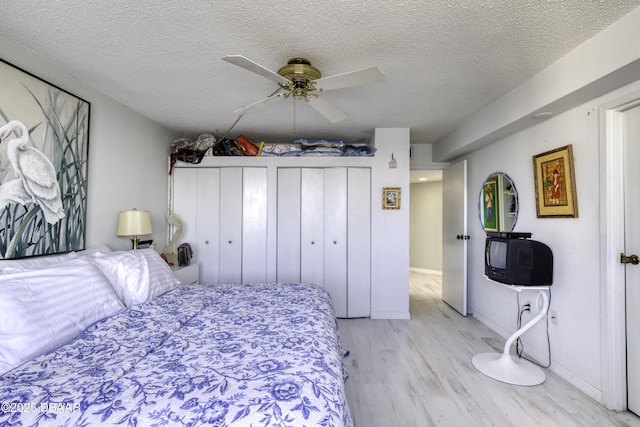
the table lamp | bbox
[117,209,153,249]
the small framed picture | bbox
[532,144,578,218]
[382,187,401,210]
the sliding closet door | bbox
[242,167,268,283]
[275,166,371,318]
[324,168,348,317]
[219,167,243,283]
[347,167,371,317]
[277,168,302,283]
[196,168,221,284]
[300,168,324,287]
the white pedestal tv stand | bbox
[472,282,550,386]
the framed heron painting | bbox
[0,58,90,259]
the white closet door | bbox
[324,168,348,317]
[219,167,243,283]
[196,168,221,284]
[300,168,324,287]
[242,167,268,283]
[277,168,301,283]
[347,168,371,317]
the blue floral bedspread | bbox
[0,283,352,426]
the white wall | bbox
[428,6,640,404]
[464,77,640,403]
[370,128,411,319]
[410,181,442,271]
[1,36,177,251]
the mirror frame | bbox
[478,172,518,232]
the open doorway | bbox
[409,169,443,317]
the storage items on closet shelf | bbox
[237,134,260,156]
[170,134,217,172]
[208,136,260,156]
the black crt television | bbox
[484,232,553,286]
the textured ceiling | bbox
[1,1,638,148]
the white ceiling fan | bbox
[222,55,385,123]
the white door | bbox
[442,159,468,316]
[219,167,243,283]
[623,104,640,415]
[242,167,268,283]
[300,168,324,287]
[172,168,220,284]
[277,168,302,283]
[277,167,371,317]
[196,168,220,284]
[324,168,348,317]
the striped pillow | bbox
[0,258,124,375]
[91,251,150,307]
[0,251,79,273]
[91,249,179,308]
[138,249,180,298]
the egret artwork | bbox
[0,59,90,259]
[0,120,65,224]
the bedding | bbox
[0,258,125,374]
[0,281,352,426]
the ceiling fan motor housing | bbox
[278,58,321,96]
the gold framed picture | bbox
[382,187,401,210]
[532,144,578,218]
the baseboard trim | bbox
[370,311,411,320]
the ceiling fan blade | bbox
[233,94,284,115]
[222,55,290,85]
[306,96,348,123]
[314,66,385,91]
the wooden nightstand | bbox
[172,263,199,285]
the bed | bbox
[0,247,352,426]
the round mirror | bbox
[478,172,518,232]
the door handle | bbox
[621,252,640,265]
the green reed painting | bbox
[0,59,90,259]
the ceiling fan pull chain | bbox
[219,113,243,141]
[293,98,297,133]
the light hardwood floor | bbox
[337,270,640,427]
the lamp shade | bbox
[117,209,153,237]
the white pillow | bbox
[0,251,79,273]
[92,249,179,307]
[91,251,150,307]
[0,258,124,375]
[138,249,180,298]
[76,244,112,257]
